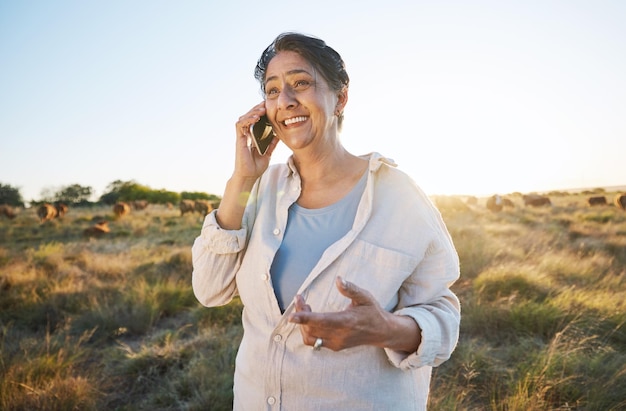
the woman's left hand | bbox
[288,276,421,352]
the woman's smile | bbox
[284,116,309,126]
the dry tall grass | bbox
[431,192,626,410]
[0,194,624,410]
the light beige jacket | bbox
[192,153,461,411]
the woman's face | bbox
[263,51,345,152]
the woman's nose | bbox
[277,86,298,110]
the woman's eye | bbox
[266,88,279,98]
[294,80,310,88]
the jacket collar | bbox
[285,152,397,177]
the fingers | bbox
[264,134,280,156]
[289,294,321,331]
[289,295,309,323]
[335,276,375,306]
[290,295,319,348]
[236,102,266,138]
[232,102,274,177]
[290,279,375,327]
[293,294,311,313]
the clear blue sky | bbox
[1,0,625,203]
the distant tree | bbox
[100,180,218,206]
[148,189,181,205]
[0,183,25,207]
[99,180,125,204]
[55,184,93,204]
[103,180,127,195]
[181,191,220,201]
[99,190,120,205]
[99,180,149,204]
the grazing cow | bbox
[55,202,68,217]
[132,200,149,210]
[0,204,17,219]
[194,199,214,216]
[486,195,504,212]
[587,196,607,207]
[523,194,551,207]
[113,202,131,218]
[502,198,515,208]
[83,221,110,238]
[37,203,58,223]
[615,194,626,210]
[180,199,196,216]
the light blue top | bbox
[270,170,367,311]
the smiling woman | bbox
[191,32,461,410]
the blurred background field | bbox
[1,189,625,410]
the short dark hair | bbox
[254,32,350,127]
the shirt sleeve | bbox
[384,228,461,370]
[191,209,248,307]
[385,291,461,370]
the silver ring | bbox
[313,337,323,351]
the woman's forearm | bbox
[380,313,422,353]
[215,174,258,230]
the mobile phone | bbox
[250,114,275,155]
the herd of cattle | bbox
[481,193,626,212]
[0,199,220,239]
[1,194,625,232]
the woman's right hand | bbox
[215,102,279,230]
[234,102,279,181]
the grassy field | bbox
[1,193,625,410]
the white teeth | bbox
[284,116,307,126]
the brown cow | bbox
[83,221,110,238]
[37,203,58,223]
[131,200,149,210]
[587,196,607,206]
[523,194,551,207]
[113,202,131,218]
[194,199,214,216]
[55,202,69,217]
[486,195,503,212]
[0,204,17,219]
[180,199,196,216]
[615,194,626,210]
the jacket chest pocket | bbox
[314,239,419,312]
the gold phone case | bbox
[251,115,275,155]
